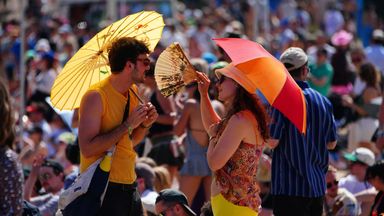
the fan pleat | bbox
[155,43,197,97]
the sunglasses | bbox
[326,180,338,189]
[39,172,53,182]
[136,58,151,67]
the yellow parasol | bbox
[50,11,165,110]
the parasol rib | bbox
[52,53,103,86]
[66,58,100,110]
[113,12,162,40]
[52,57,98,108]
[102,11,148,46]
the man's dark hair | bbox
[316,47,328,57]
[27,126,43,135]
[365,160,384,182]
[108,37,150,73]
[284,63,306,78]
[65,138,80,165]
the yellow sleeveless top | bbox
[79,78,139,184]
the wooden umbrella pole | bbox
[129,88,144,104]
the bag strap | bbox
[109,88,131,156]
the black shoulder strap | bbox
[122,89,131,123]
[114,89,131,147]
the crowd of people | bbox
[1,0,384,216]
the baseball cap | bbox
[210,61,229,71]
[372,29,384,40]
[56,132,76,145]
[344,147,375,166]
[279,47,308,71]
[156,189,196,216]
[26,103,46,114]
[42,159,64,174]
[35,38,51,52]
[26,105,41,113]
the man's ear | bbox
[301,67,308,78]
[126,61,133,69]
[174,203,183,213]
[137,177,144,185]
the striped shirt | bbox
[269,81,337,197]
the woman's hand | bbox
[196,71,211,96]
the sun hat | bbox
[215,63,257,94]
[331,30,353,46]
[279,47,308,71]
[344,147,375,166]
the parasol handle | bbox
[129,88,144,104]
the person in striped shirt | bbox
[268,47,337,216]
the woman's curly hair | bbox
[0,79,15,148]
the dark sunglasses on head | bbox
[326,180,338,189]
[136,58,151,66]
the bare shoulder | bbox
[233,111,256,125]
[231,111,258,143]
[80,90,103,114]
[82,90,101,102]
[228,112,254,129]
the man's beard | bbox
[132,66,144,84]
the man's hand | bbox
[30,155,45,176]
[141,102,158,127]
[125,104,148,129]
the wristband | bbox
[123,122,133,135]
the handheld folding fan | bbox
[155,42,197,97]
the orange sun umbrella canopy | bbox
[213,38,307,133]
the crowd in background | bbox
[1,0,384,215]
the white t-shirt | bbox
[141,189,158,214]
[338,174,372,194]
[324,188,361,216]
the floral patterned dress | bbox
[0,147,23,216]
[214,111,265,213]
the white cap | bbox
[279,47,308,71]
[373,29,384,40]
[344,147,375,166]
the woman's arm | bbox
[174,101,192,136]
[207,114,251,171]
[196,72,221,133]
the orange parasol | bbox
[213,38,307,133]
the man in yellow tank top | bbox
[78,37,158,215]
